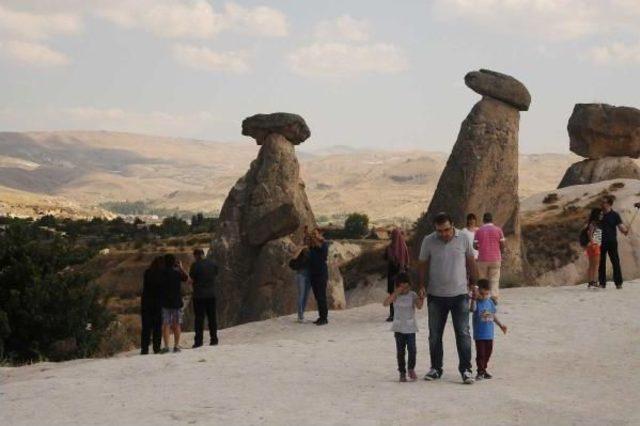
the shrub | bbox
[0,222,113,363]
[542,193,559,204]
[343,213,370,239]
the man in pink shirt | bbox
[473,213,505,302]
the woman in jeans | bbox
[289,231,311,322]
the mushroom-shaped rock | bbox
[242,112,311,145]
[465,69,531,111]
[568,104,640,159]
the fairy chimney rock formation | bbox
[558,104,640,188]
[211,112,317,327]
[414,69,531,284]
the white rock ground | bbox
[2,282,640,426]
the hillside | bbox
[0,131,581,223]
[2,284,639,425]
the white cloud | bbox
[589,42,640,65]
[287,42,407,77]
[172,44,249,73]
[0,4,82,40]
[0,40,70,67]
[97,0,287,39]
[433,0,640,42]
[222,3,288,37]
[314,15,371,42]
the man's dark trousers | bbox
[599,240,623,287]
[427,294,472,374]
[193,297,218,346]
[141,307,162,353]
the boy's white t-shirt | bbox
[391,291,418,334]
[461,227,479,259]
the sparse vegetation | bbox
[343,213,370,239]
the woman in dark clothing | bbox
[383,228,410,322]
[140,256,164,354]
[308,228,329,326]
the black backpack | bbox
[579,227,590,247]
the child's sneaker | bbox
[160,347,170,354]
[475,372,484,381]
[408,370,417,381]
[173,346,182,353]
[481,371,492,379]
[399,373,407,382]
[424,368,442,381]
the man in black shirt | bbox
[189,248,219,347]
[599,196,629,289]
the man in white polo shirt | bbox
[418,212,478,384]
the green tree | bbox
[0,223,113,362]
[343,213,370,239]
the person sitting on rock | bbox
[308,228,329,326]
[599,196,629,289]
[160,254,189,353]
[383,228,410,322]
[583,209,603,288]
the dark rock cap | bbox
[568,103,640,159]
[242,112,311,145]
[464,69,531,111]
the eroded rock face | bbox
[568,104,640,159]
[558,157,640,188]
[464,69,531,111]
[242,112,311,145]
[211,128,317,327]
[414,70,531,284]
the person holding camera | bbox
[160,254,189,353]
[308,228,329,326]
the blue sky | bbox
[0,0,639,153]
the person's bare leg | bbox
[172,324,181,349]
[162,324,170,349]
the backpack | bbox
[579,227,590,247]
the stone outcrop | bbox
[242,112,311,145]
[413,69,531,284]
[464,69,531,111]
[568,104,640,159]
[559,104,640,188]
[558,157,640,188]
[211,113,344,327]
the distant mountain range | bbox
[0,131,580,223]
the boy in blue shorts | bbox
[470,279,507,380]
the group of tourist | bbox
[583,195,629,289]
[288,227,330,325]
[140,249,218,354]
[383,211,507,384]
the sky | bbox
[0,0,639,154]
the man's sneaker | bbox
[482,371,493,379]
[462,370,475,384]
[210,338,219,346]
[408,370,417,381]
[173,346,182,353]
[315,318,328,326]
[192,343,203,349]
[140,349,149,355]
[475,372,484,381]
[616,284,623,289]
[424,368,442,381]
[599,284,606,289]
[160,347,170,354]
[385,316,394,322]
[399,373,407,382]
